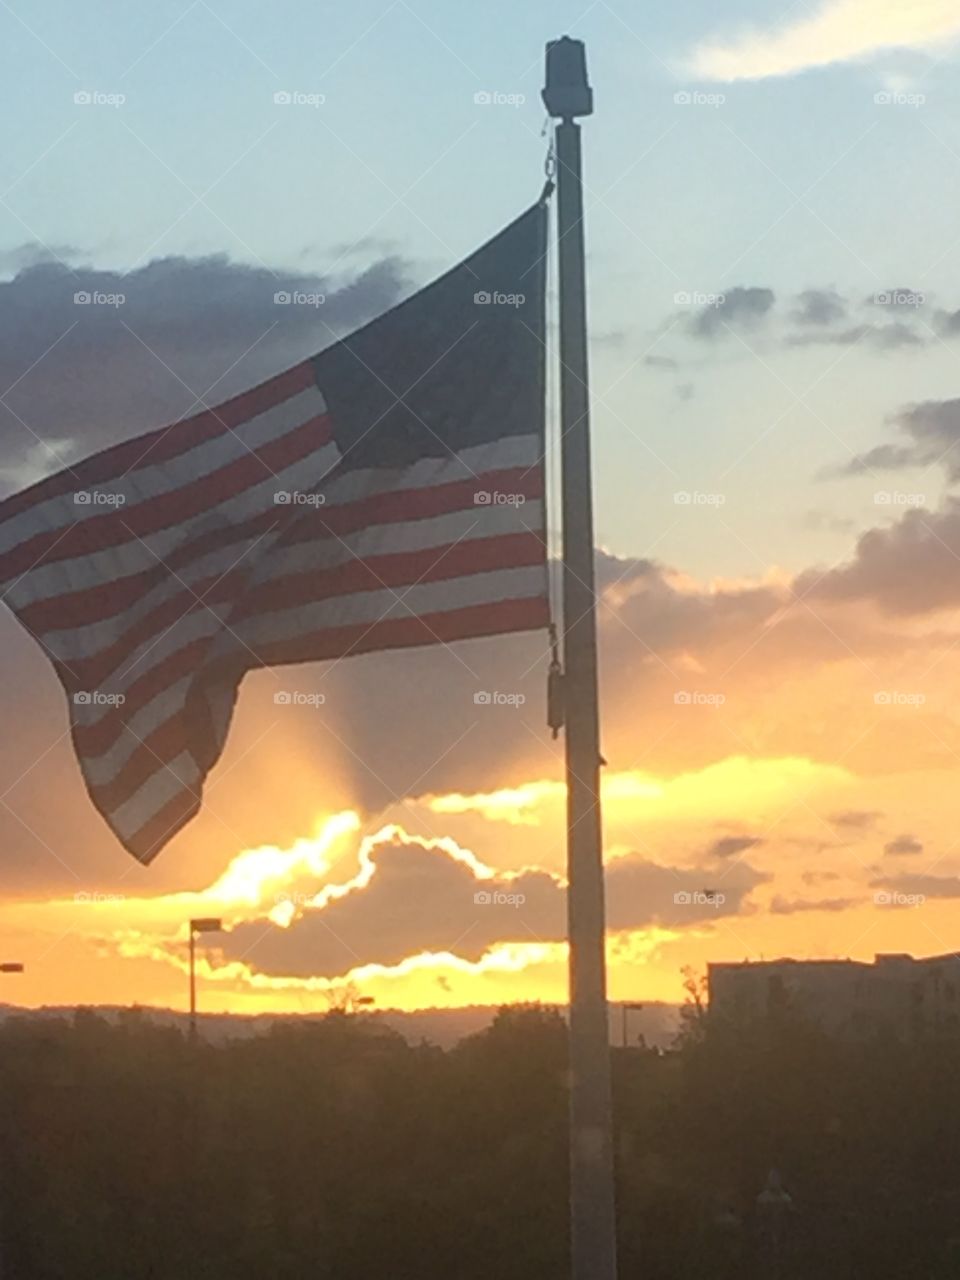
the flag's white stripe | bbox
[6,441,342,610]
[44,499,544,660]
[6,433,540,608]
[315,432,541,497]
[0,385,328,557]
[78,563,546,787]
[78,675,195,785]
[105,751,201,844]
[252,496,544,584]
[233,563,546,651]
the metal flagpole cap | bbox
[542,36,593,120]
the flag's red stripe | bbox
[82,710,197,815]
[61,531,544,700]
[68,575,242,695]
[0,361,317,525]
[116,614,553,871]
[52,527,538,693]
[239,531,546,619]
[20,515,282,631]
[239,595,550,671]
[280,465,544,543]
[17,465,543,632]
[78,593,545,834]
[0,414,332,581]
[74,592,547,793]
[71,638,215,755]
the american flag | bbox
[0,204,549,863]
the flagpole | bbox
[542,37,618,1280]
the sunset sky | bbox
[4,0,960,1018]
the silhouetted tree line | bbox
[0,1000,958,1278]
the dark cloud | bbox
[218,835,765,979]
[937,308,960,335]
[791,288,847,327]
[884,834,924,856]
[690,287,775,339]
[871,873,960,900]
[801,870,842,885]
[833,399,960,482]
[787,322,922,352]
[829,810,882,831]
[0,246,410,489]
[0,242,84,275]
[872,324,925,350]
[706,835,764,860]
[784,287,925,353]
[768,895,857,914]
[803,501,960,615]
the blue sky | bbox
[5,0,960,579]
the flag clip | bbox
[547,623,565,739]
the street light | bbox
[188,918,222,1039]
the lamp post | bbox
[188,918,222,1040]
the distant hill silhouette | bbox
[0,999,682,1049]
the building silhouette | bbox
[709,952,960,1038]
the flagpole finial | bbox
[542,37,593,121]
